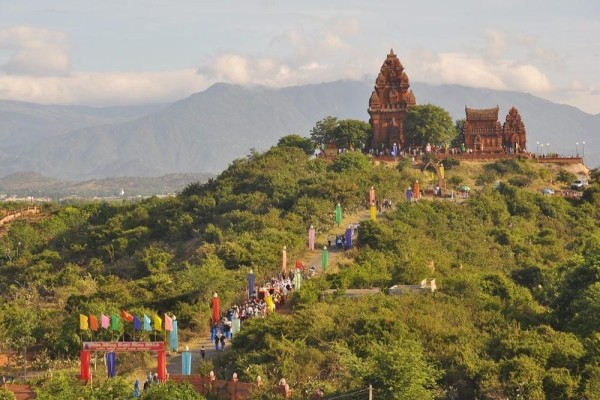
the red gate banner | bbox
[82,341,165,352]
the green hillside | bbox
[1,144,600,399]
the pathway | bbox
[166,206,377,375]
[300,208,372,274]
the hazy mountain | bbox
[0,100,167,147]
[1,80,598,180]
[0,171,213,198]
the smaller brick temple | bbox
[503,106,527,153]
[368,49,416,150]
[462,106,527,153]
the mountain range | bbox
[0,80,598,181]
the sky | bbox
[0,0,599,114]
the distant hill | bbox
[0,80,598,180]
[0,100,167,147]
[0,172,213,198]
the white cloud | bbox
[0,69,208,106]
[213,54,251,84]
[408,49,552,94]
[0,26,70,76]
[497,62,551,92]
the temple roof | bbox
[465,106,499,121]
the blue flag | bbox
[143,314,152,332]
[133,315,142,331]
[170,320,178,351]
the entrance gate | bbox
[80,341,166,381]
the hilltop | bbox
[0,146,600,398]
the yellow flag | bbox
[153,314,162,331]
[79,314,89,330]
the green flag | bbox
[110,314,119,331]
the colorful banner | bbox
[110,315,119,331]
[101,314,110,329]
[170,319,178,351]
[282,246,287,273]
[322,246,329,271]
[153,315,162,331]
[143,315,152,332]
[212,293,220,323]
[89,315,99,331]
[133,315,142,331]
[79,314,89,331]
[106,352,116,378]
[83,341,165,352]
[248,270,255,298]
[121,309,134,323]
[345,228,353,248]
[182,350,191,375]
[164,314,173,332]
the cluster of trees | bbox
[307,104,458,151]
[204,161,600,398]
[1,135,600,398]
[0,145,411,386]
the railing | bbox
[0,207,40,227]
[3,384,36,399]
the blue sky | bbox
[0,0,598,113]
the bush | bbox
[447,175,464,186]
[556,170,577,184]
[442,158,460,170]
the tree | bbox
[556,170,576,185]
[404,104,455,147]
[333,120,371,150]
[364,341,439,399]
[0,388,16,400]
[452,118,466,147]
[590,168,600,183]
[0,300,37,380]
[310,116,338,146]
[330,151,372,173]
[277,134,315,155]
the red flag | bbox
[89,314,99,331]
[121,309,134,323]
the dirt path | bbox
[301,208,372,274]
[166,334,232,375]
[166,207,377,372]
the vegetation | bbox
[309,116,371,150]
[0,113,598,398]
[404,104,455,147]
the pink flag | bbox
[308,225,315,251]
[101,314,110,329]
[282,246,287,273]
[164,313,173,332]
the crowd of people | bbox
[210,272,302,351]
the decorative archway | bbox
[80,341,166,381]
